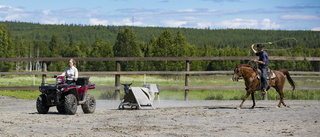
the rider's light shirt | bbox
[61,66,78,81]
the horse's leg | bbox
[238,91,251,109]
[275,74,287,108]
[279,88,286,107]
[275,86,286,108]
[251,92,255,109]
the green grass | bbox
[0,90,40,100]
[0,74,319,100]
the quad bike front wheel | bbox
[81,94,96,114]
[64,94,78,115]
[56,105,66,114]
[36,95,49,114]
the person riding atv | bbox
[36,59,96,115]
[60,58,78,84]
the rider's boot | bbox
[261,88,267,95]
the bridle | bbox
[233,66,258,87]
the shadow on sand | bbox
[29,112,65,115]
[206,106,267,110]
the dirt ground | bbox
[0,95,319,137]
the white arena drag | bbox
[118,83,160,109]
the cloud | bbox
[260,18,280,29]
[276,5,320,10]
[280,15,320,21]
[42,10,50,15]
[161,20,187,27]
[197,22,212,28]
[42,17,65,24]
[0,5,29,21]
[0,5,23,12]
[215,18,258,29]
[89,18,109,26]
[214,18,280,29]
[112,18,132,26]
[201,0,241,2]
[112,18,145,26]
[311,27,320,31]
[177,9,197,12]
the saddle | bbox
[250,68,276,92]
[257,68,276,80]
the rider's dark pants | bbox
[259,67,268,90]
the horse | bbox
[232,64,295,109]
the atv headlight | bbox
[56,78,62,83]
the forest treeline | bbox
[0,21,320,72]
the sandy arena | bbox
[0,95,319,137]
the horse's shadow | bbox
[206,106,267,110]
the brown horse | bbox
[232,64,295,109]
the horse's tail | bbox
[280,69,296,91]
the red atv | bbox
[37,76,96,115]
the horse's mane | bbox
[236,64,257,72]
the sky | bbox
[0,0,319,30]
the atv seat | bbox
[76,77,90,86]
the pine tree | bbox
[113,28,142,71]
[153,29,175,71]
[0,25,14,71]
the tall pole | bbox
[41,62,47,86]
[115,61,121,101]
[132,16,134,31]
[185,60,190,101]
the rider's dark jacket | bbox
[255,50,269,68]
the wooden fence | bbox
[1,56,320,101]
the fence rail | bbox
[1,56,319,101]
[0,71,319,75]
[1,86,319,91]
[1,56,320,62]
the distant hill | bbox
[0,21,319,72]
[2,21,319,48]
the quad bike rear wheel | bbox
[64,94,77,115]
[36,95,49,114]
[81,94,96,113]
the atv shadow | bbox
[29,112,66,115]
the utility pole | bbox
[132,16,134,31]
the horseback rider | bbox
[60,58,78,84]
[251,44,269,94]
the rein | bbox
[237,66,258,87]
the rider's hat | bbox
[257,44,263,48]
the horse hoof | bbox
[276,106,280,108]
[237,106,241,110]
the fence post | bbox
[115,61,121,101]
[263,93,268,100]
[41,62,47,86]
[185,60,190,101]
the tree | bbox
[153,29,175,71]
[0,25,14,71]
[142,36,156,71]
[113,28,142,71]
[89,37,114,71]
[77,41,91,71]
[172,31,189,71]
[291,46,312,71]
[47,35,66,71]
